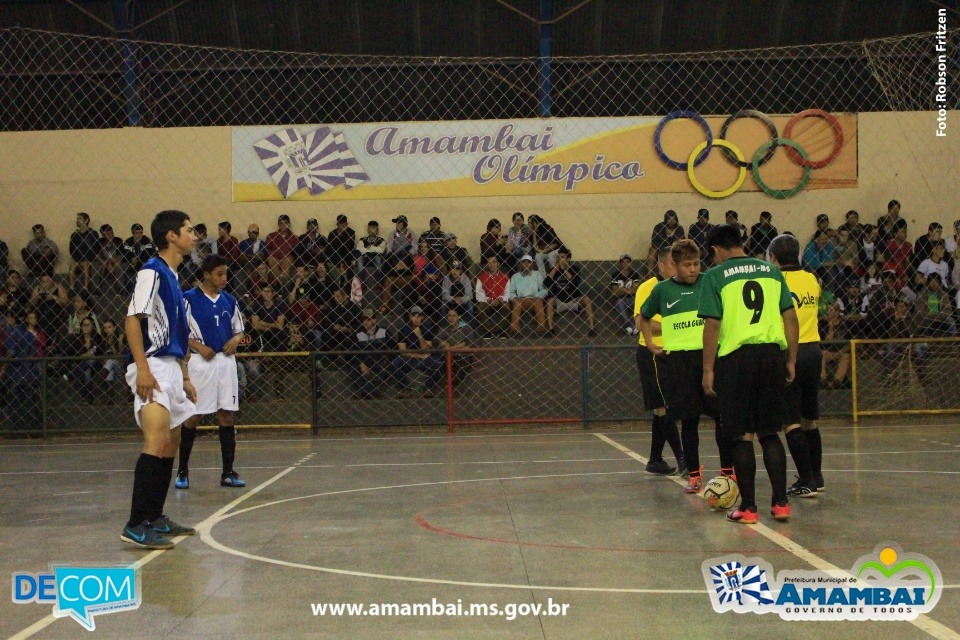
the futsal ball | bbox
[703,476,739,510]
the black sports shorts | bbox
[782,342,822,425]
[716,343,786,439]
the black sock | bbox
[805,428,823,476]
[715,422,735,475]
[127,453,164,528]
[680,417,700,474]
[785,428,814,486]
[760,434,788,505]
[732,440,757,510]
[219,424,237,476]
[661,419,683,461]
[648,416,665,461]
[178,426,197,475]
[151,457,175,522]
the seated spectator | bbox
[442,261,474,324]
[266,214,299,284]
[98,224,124,264]
[69,212,100,291]
[914,274,955,336]
[351,307,393,399]
[284,265,321,346]
[386,215,416,265]
[945,219,960,255]
[324,287,360,353]
[918,241,950,289]
[414,238,441,276]
[899,271,927,306]
[508,254,547,334]
[63,316,106,404]
[884,226,913,277]
[24,310,49,356]
[293,218,326,268]
[475,255,511,338]
[21,224,60,278]
[286,321,309,352]
[803,230,837,281]
[813,213,831,240]
[837,210,864,243]
[418,262,444,332]
[419,216,446,255]
[859,262,882,296]
[830,253,859,294]
[545,247,596,337]
[688,209,714,267]
[913,222,943,270]
[647,210,685,271]
[356,220,386,279]
[881,297,926,377]
[858,224,880,269]
[747,211,778,257]
[836,280,870,338]
[877,199,907,246]
[215,221,241,265]
[479,218,510,269]
[381,251,417,313]
[238,224,267,271]
[332,261,362,304]
[3,310,42,436]
[392,305,443,398]
[0,236,7,280]
[121,223,155,276]
[180,243,210,289]
[2,270,32,319]
[31,274,69,338]
[439,233,474,275]
[507,212,533,268]
[249,284,287,399]
[818,304,851,388]
[248,259,280,301]
[725,210,748,244]
[306,261,337,315]
[833,228,858,267]
[189,223,211,266]
[864,270,903,338]
[437,305,475,387]
[326,214,356,271]
[101,318,124,387]
[67,292,101,336]
[610,254,642,335]
[529,214,562,274]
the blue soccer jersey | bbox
[184,287,245,353]
[126,256,190,360]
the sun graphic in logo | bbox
[857,545,937,597]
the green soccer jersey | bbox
[640,277,705,351]
[697,256,793,357]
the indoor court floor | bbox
[1,418,958,639]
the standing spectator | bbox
[802,230,837,282]
[529,215,562,274]
[69,212,100,291]
[442,261,474,323]
[31,274,69,339]
[326,214,356,270]
[21,224,60,278]
[351,308,393,399]
[610,254,642,335]
[837,210,864,243]
[438,305,475,387]
[884,226,913,278]
[414,238,440,275]
[479,218,510,269]
[507,212,533,268]
[747,211,778,258]
[238,223,267,269]
[3,310,42,436]
[724,211,748,244]
[64,317,106,404]
[877,199,907,246]
[121,223,155,276]
[419,217,446,255]
[438,233,474,275]
[912,223,943,270]
[392,305,443,399]
[67,292,102,336]
[508,255,547,334]
[918,241,950,288]
[293,218,326,268]
[386,215,416,260]
[544,247,596,337]
[265,215,299,284]
[688,209,714,267]
[356,220,386,279]
[475,255,510,338]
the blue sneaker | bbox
[174,471,189,489]
[121,522,174,549]
[150,515,196,537]
[220,471,246,488]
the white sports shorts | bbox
[126,357,196,429]
[187,352,240,415]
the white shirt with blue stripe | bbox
[184,287,245,353]
[127,256,190,360]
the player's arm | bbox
[781,306,799,384]
[701,318,720,396]
[189,338,216,361]
[638,285,664,355]
[179,357,197,403]
[637,314,663,356]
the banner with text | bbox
[232,114,857,202]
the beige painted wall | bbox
[1,111,957,268]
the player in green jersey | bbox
[699,225,799,524]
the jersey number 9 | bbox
[742,281,764,324]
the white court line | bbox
[7,453,316,640]
[593,433,960,640]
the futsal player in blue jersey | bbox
[121,210,198,550]
[176,254,247,489]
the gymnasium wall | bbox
[0,110,957,266]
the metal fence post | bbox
[581,345,590,429]
[310,351,319,434]
[446,349,455,433]
[41,358,49,439]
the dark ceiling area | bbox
[0,0,956,57]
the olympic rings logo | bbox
[653,109,844,199]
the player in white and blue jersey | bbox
[176,254,247,489]
[121,210,198,550]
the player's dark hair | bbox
[706,224,744,252]
[201,253,228,275]
[768,234,801,267]
[670,239,699,264]
[152,210,191,251]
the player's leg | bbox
[680,415,702,493]
[715,423,736,480]
[728,433,759,524]
[176,414,200,489]
[756,345,790,521]
[122,402,177,549]
[581,295,596,334]
[803,419,824,491]
[718,348,760,524]
[218,410,245,487]
[783,348,816,498]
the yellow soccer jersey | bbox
[782,267,821,344]
[634,276,663,347]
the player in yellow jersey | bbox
[634,247,684,476]
[767,234,823,497]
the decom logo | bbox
[12,565,142,631]
[654,108,844,200]
[701,544,943,621]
